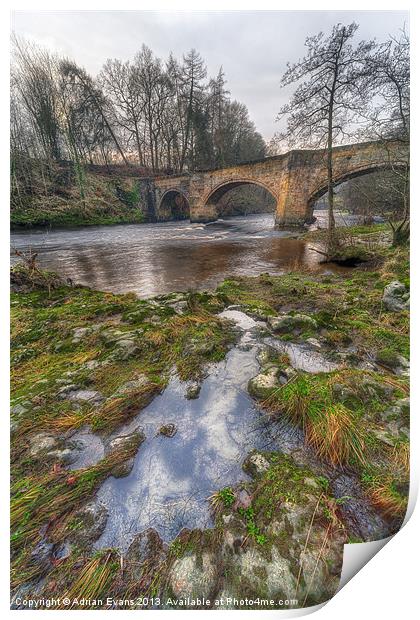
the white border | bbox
[2,2,418,618]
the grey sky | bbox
[11,10,409,140]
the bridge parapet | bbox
[148,140,408,227]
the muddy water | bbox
[10,211,353,298]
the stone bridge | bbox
[140,140,408,228]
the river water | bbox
[10,211,361,298]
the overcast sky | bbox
[11,10,409,140]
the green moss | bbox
[375,347,402,368]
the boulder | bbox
[113,339,140,361]
[243,452,271,477]
[169,552,218,600]
[268,314,318,335]
[68,501,108,548]
[125,529,167,585]
[248,366,282,399]
[185,383,201,400]
[157,424,177,438]
[29,433,58,457]
[382,281,409,312]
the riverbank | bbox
[10,226,409,609]
[11,170,147,229]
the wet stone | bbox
[248,367,281,399]
[29,539,53,574]
[267,313,318,335]
[185,383,201,400]
[125,529,167,585]
[29,433,58,457]
[158,423,177,438]
[382,280,409,312]
[243,452,271,477]
[68,501,108,548]
[45,448,76,465]
[107,430,145,454]
[169,552,218,601]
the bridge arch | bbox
[203,178,278,216]
[158,189,190,221]
[308,163,406,210]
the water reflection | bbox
[11,211,356,298]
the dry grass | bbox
[369,481,408,518]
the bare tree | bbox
[278,23,376,257]
[59,59,129,165]
[363,28,410,245]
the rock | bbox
[125,529,167,585]
[107,430,145,478]
[169,552,217,600]
[52,542,72,562]
[108,430,145,453]
[69,389,104,404]
[168,300,189,315]
[248,367,281,399]
[240,547,296,600]
[256,345,278,367]
[382,281,409,312]
[72,327,91,343]
[29,433,58,457]
[29,539,53,573]
[84,360,101,370]
[306,337,322,349]
[158,424,177,438]
[234,489,252,510]
[114,374,149,396]
[371,428,398,446]
[58,386,104,404]
[11,403,28,417]
[375,348,401,369]
[111,457,136,478]
[45,448,76,465]
[281,366,298,382]
[243,452,271,477]
[68,501,108,548]
[184,339,215,356]
[114,339,140,361]
[100,329,128,345]
[185,383,201,400]
[267,313,318,335]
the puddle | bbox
[67,309,389,551]
[67,427,105,470]
[93,311,303,551]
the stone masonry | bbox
[140,140,408,228]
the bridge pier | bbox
[189,203,218,224]
[274,178,310,229]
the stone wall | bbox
[148,140,408,227]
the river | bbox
[10,210,365,298]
